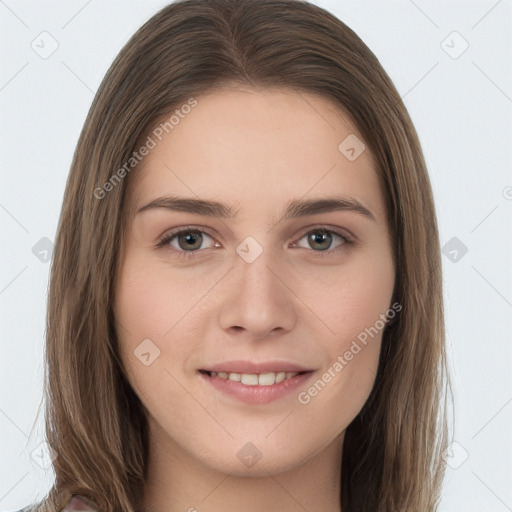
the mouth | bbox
[198,369,310,386]
[198,367,315,404]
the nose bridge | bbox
[233,233,281,290]
[217,239,296,337]
[239,242,275,286]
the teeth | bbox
[258,372,274,386]
[210,371,300,386]
[275,371,286,383]
[241,373,259,385]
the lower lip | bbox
[199,371,314,404]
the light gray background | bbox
[1,1,511,510]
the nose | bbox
[217,248,297,340]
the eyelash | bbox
[155,225,356,259]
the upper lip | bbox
[200,360,314,374]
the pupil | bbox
[309,231,331,251]
[179,232,202,250]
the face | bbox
[114,86,395,477]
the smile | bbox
[198,368,314,404]
[200,370,304,386]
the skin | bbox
[114,86,395,512]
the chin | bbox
[190,435,317,478]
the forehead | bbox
[125,86,386,224]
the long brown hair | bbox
[28,0,452,510]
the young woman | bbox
[19,0,452,510]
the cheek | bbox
[114,254,213,398]
[115,252,212,341]
[294,250,394,342]
[114,269,190,420]
[292,251,393,410]
[115,260,171,336]
[296,292,386,428]
[297,338,381,437]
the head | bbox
[39,0,451,511]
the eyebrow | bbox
[136,195,375,222]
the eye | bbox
[156,227,218,256]
[292,227,352,254]
[156,225,354,259]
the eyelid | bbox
[293,224,355,245]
